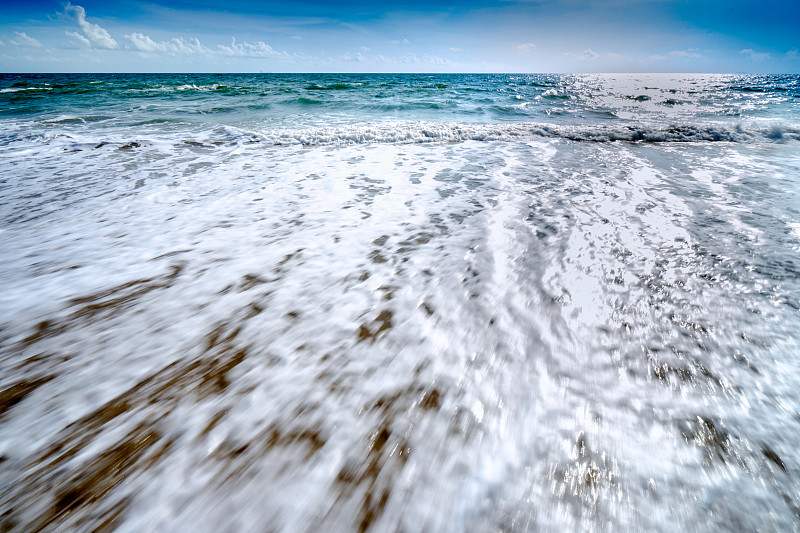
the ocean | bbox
[1,73,799,532]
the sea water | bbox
[1,73,799,532]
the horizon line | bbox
[2,71,795,75]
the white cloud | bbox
[119,31,298,61]
[0,40,4,46]
[125,32,160,52]
[422,54,452,65]
[516,42,535,51]
[217,37,286,58]
[788,49,800,59]
[341,52,367,62]
[740,48,770,61]
[670,49,702,58]
[126,33,210,55]
[171,38,207,55]
[64,3,118,49]
[565,48,599,60]
[66,31,91,47]
[449,47,463,52]
[29,53,61,63]
[396,53,453,66]
[291,35,302,40]
[10,31,41,47]
[333,52,453,66]
[390,38,411,45]
[650,54,667,60]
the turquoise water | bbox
[3,73,800,140]
[1,74,800,532]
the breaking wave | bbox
[9,120,800,152]
[230,121,800,146]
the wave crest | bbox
[223,121,800,146]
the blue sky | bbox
[0,0,798,72]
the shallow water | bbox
[1,74,800,532]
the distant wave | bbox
[0,87,53,93]
[290,97,324,105]
[305,83,358,90]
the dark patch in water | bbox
[762,446,786,471]
[6,418,170,532]
[679,416,733,465]
[369,250,388,264]
[372,235,390,247]
[239,273,269,291]
[418,301,434,316]
[201,408,230,436]
[357,310,393,343]
[52,424,167,518]
[334,386,421,533]
[1,315,258,530]
[0,375,56,419]
[21,265,183,347]
[209,422,327,485]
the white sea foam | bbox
[229,121,800,146]
[2,132,799,532]
[1,73,799,533]
[175,84,223,91]
[0,87,52,93]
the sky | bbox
[0,0,798,73]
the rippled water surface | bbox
[1,73,800,532]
